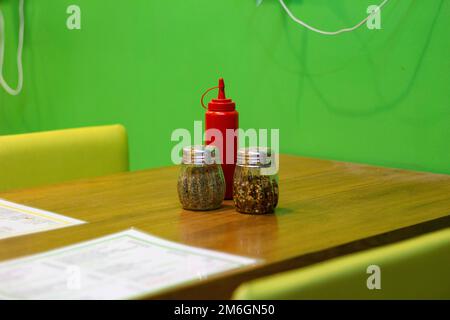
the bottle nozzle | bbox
[201,77,235,110]
[218,78,226,99]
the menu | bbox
[0,229,259,299]
[0,199,84,240]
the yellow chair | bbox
[0,125,129,192]
[233,228,450,299]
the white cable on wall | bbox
[278,0,390,35]
[0,0,24,96]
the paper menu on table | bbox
[0,229,259,299]
[0,199,85,240]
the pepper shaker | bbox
[233,147,279,214]
[177,145,225,211]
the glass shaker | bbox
[233,147,279,214]
[177,145,225,211]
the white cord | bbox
[278,0,390,35]
[0,0,24,96]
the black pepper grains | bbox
[177,146,225,211]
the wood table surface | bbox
[0,154,449,299]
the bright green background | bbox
[0,0,449,173]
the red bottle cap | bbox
[201,78,236,111]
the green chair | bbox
[0,125,129,192]
[233,228,450,299]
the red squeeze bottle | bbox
[201,78,238,200]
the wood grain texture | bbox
[0,154,449,299]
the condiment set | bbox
[177,77,279,214]
[177,145,278,214]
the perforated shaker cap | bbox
[237,147,272,167]
[182,145,220,165]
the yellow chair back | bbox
[0,125,128,192]
[233,228,450,299]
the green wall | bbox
[1,0,449,173]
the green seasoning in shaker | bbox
[233,147,279,214]
[177,145,225,211]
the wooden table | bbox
[0,154,449,299]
